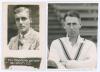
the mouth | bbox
[70,32,74,36]
[19,26,25,29]
[69,30,75,36]
[70,30,75,34]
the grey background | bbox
[48,3,98,48]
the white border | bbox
[47,2,98,72]
[1,1,47,72]
[0,0,100,72]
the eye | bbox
[16,18,20,21]
[72,23,77,25]
[67,23,71,26]
[21,17,27,21]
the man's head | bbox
[63,11,81,37]
[14,5,32,34]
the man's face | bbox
[15,7,31,33]
[63,16,81,37]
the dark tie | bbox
[18,34,24,50]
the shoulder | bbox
[51,37,66,45]
[29,29,39,49]
[9,35,18,42]
[8,35,18,49]
[33,29,39,35]
[83,38,96,49]
[31,28,39,39]
[31,28,39,34]
[84,38,96,45]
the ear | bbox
[63,22,66,29]
[61,19,66,29]
[30,18,32,23]
[78,19,82,29]
[79,24,81,29]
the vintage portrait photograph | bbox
[48,3,98,70]
[8,5,39,50]
[2,2,46,70]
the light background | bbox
[0,0,100,72]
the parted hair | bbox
[13,5,32,18]
[63,10,80,21]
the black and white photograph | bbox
[2,2,46,70]
[8,5,39,50]
[48,3,98,70]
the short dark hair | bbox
[63,10,80,21]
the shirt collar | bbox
[19,28,34,39]
[66,34,83,45]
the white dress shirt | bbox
[48,35,97,69]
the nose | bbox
[70,24,73,29]
[19,19,23,24]
[19,19,22,23]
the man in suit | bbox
[8,5,39,50]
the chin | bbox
[20,29,26,33]
[68,34,75,37]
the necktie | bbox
[18,34,24,50]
